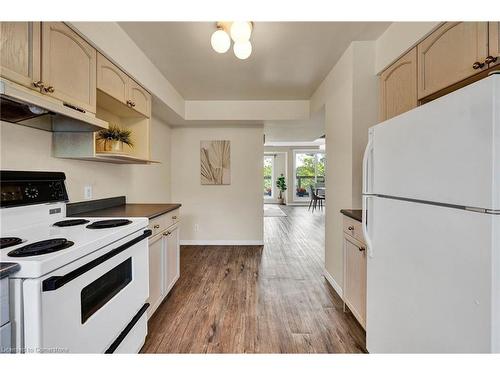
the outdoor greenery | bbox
[97,124,134,147]
[263,157,273,196]
[295,153,325,195]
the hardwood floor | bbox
[141,205,366,353]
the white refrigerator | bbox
[362,73,500,353]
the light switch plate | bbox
[84,185,92,200]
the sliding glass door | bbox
[293,150,325,201]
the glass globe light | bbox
[211,29,230,53]
[233,40,252,60]
[230,21,252,42]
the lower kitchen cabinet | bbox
[342,215,367,329]
[147,215,180,319]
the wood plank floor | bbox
[141,205,366,353]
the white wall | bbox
[311,41,378,290]
[374,22,440,74]
[171,126,264,245]
[0,118,172,203]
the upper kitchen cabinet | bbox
[128,79,151,117]
[0,22,41,89]
[97,53,151,118]
[41,22,97,113]
[97,52,128,104]
[417,22,488,99]
[379,48,417,122]
[489,22,500,68]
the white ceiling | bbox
[119,22,390,100]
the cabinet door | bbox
[164,226,180,294]
[128,79,151,117]
[379,48,417,122]
[489,22,500,68]
[417,22,488,99]
[147,233,164,319]
[0,22,40,89]
[41,22,97,113]
[343,235,367,328]
[97,52,129,104]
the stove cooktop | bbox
[7,238,74,257]
[53,219,90,227]
[0,237,23,249]
[0,216,148,278]
[86,219,132,229]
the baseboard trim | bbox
[323,268,343,299]
[180,240,264,246]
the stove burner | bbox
[7,238,74,257]
[53,219,90,227]
[86,219,132,229]
[0,237,23,249]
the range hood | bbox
[0,79,108,132]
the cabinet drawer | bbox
[343,216,364,243]
[148,209,181,236]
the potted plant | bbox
[276,174,287,204]
[96,124,134,153]
[296,187,307,197]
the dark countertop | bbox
[69,203,181,220]
[340,209,362,222]
[0,262,20,279]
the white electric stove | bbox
[0,171,151,353]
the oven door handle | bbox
[42,229,152,292]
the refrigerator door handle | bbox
[362,130,374,194]
[362,195,374,258]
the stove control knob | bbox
[24,185,39,199]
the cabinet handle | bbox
[163,231,171,236]
[153,224,160,229]
[485,56,498,65]
[172,216,178,220]
[32,81,44,89]
[472,61,485,70]
[348,226,354,231]
[358,246,366,252]
[131,101,136,107]
[43,86,55,93]
[126,100,132,107]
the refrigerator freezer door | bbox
[366,196,497,353]
[371,74,500,210]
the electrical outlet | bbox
[84,185,93,200]
[194,224,200,232]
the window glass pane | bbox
[294,151,326,200]
[263,156,273,198]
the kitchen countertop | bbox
[69,203,181,220]
[0,262,20,279]
[340,209,362,222]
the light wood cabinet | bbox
[379,48,417,122]
[128,79,151,117]
[97,52,128,104]
[97,52,151,118]
[489,22,500,68]
[147,233,164,318]
[342,215,366,329]
[41,22,97,113]
[417,22,488,99]
[0,22,41,89]
[146,213,181,319]
[164,226,180,294]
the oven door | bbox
[22,229,150,353]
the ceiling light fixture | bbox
[211,22,253,60]
[210,28,231,53]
